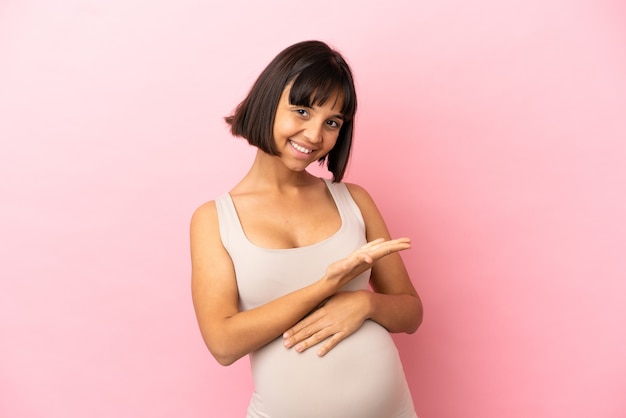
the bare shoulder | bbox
[190,200,223,254]
[191,200,218,230]
[344,182,379,214]
[190,198,236,302]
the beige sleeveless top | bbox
[215,179,417,418]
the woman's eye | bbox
[295,109,309,117]
[327,120,341,129]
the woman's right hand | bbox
[323,237,411,288]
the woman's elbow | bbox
[408,298,424,334]
[213,353,238,367]
[205,341,242,366]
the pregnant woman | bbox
[191,40,423,418]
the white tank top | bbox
[215,179,417,418]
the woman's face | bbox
[271,84,344,171]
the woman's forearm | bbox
[366,291,423,334]
[202,279,336,366]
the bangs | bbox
[288,63,356,120]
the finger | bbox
[284,312,328,348]
[293,328,331,353]
[284,324,314,347]
[283,319,307,339]
[284,305,325,338]
[369,239,411,258]
[374,237,411,249]
[360,238,385,250]
[316,332,345,357]
[365,238,410,254]
[367,237,410,248]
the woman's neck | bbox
[233,149,320,194]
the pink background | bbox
[1,1,625,417]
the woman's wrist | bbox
[315,274,341,300]
[356,289,374,321]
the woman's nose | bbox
[304,122,323,144]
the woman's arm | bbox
[190,200,410,366]
[282,184,423,356]
[349,183,423,334]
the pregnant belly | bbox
[249,320,414,418]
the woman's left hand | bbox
[282,290,370,357]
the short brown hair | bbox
[225,40,357,182]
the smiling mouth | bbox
[289,140,313,154]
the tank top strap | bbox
[323,179,365,231]
[214,192,247,252]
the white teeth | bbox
[290,140,312,154]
